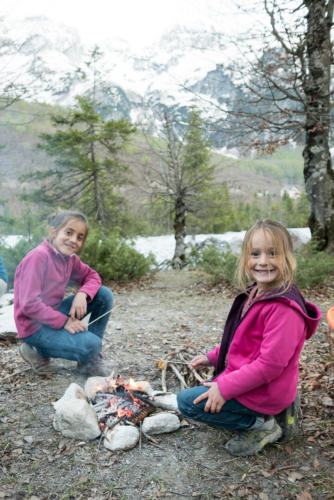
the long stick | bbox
[87,307,113,326]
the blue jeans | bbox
[177,386,265,431]
[23,286,113,363]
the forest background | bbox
[0,0,333,287]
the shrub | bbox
[0,236,41,288]
[190,242,238,285]
[191,238,334,290]
[81,230,157,282]
[295,242,334,289]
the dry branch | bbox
[169,362,188,389]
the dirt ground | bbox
[1,270,334,500]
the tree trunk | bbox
[172,196,187,268]
[303,0,334,251]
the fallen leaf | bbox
[156,359,165,370]
[296,491,313,500]
[313,458,322,471]
[322,396,334,406]
[287,471,304,482]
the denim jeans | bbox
[177,386,265,431]
[23,286,113,363]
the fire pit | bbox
[52,375,181,451]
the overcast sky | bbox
[1,0,259,49]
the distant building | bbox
[280,185,301,199]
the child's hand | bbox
[64,317,87,334]
[193,382,226,413]
[190,355,210,371]
[69,292,87,319]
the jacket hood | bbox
[260,284,321,340]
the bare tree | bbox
[144,109,215,267]
[229,0,334,251]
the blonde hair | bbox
[237,219,296,291]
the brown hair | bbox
[48,210,89,242]
[236,219,296,291]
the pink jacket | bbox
[14,240,101,338]
[207,296,321,415]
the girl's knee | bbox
[177,389,195,415]
[96,286,113,308]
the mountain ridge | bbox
[0,14,237,146]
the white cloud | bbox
[1,0,259,49]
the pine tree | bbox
[22,47,136,234]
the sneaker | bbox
[19,343,54,374]
[225,416,283,456]
[276,393,301,442]
[77,353,109,377]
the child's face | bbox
[247,229,282,291]
[50,218,87,256]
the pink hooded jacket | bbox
[207,292,321,415]
[14,240,101,338]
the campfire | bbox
[52,375,181,451]
[91,376,156,431]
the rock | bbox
[104,424,139,451]
[52,383,101,440]
[53,398,101,440]
[53,383,87,408]
[142,412,180,435]
[84,377,111,400]
[151,393,179,412]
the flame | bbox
[116,408,134,418]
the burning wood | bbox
[91,376,156,431]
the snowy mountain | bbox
[0,15,241,147]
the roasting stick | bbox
[87,307,114,327]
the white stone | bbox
[103,424,139,451]
[142,412,180,435]
[52,383,101,440]
[152,393,179,412]
[84,377,111,400]
[53,398,101,440]
[53,383,87,410]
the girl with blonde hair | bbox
[177,219,321,456]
